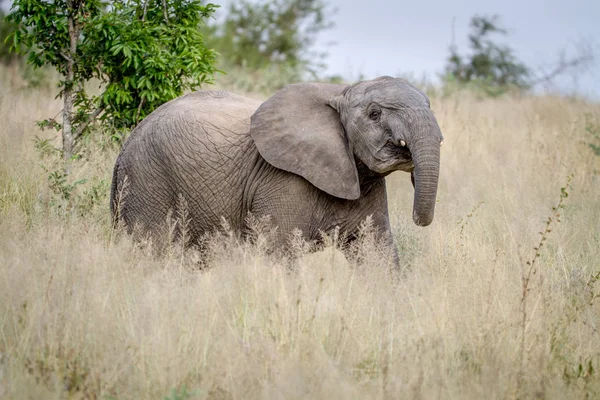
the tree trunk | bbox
[62,86,74,165]
[62,9,79,167]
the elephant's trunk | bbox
[410,132,441,227]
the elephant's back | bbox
[119,90,262,178]
[142,90,262,182]
[131,90,261,145]
[113,90,263,239]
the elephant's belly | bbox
[248,169,389,247]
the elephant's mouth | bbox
[392,145,414,172]
[367,143,414,176]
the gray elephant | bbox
[110,76,443,261]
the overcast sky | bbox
[313,0,599,97]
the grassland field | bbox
[1,68,599,399]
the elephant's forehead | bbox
[350,81,428,108]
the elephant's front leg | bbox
[379,220,399,268]
[346,179,399,269]
[373,204,400,269]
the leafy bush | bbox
[585,113,600,156]
[1,5,51,87]
[7,0,218,161]
[83,0,219,129]
[0,7,19,66]
[444,15,530,95]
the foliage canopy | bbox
[445,15,530,90]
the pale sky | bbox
[314,0,600,97]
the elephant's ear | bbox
[249,82,360,200]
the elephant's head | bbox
[249,76,443,227]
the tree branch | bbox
[135,97,146,125]
[142,0,148,21]
[162,0,169,23]
[74,105,104,139]
[60,52,72,62]
[530,42,596,87]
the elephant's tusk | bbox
[400,140,406,147]
[440,140,444,146]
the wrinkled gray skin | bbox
[110,77,443,262]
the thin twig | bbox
[516,174,573,397]
[450,16,456,51]
[530,46,595,87]
[50,108,64,122]
[59,52,72,62]
[135,97,146,125]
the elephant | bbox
[110,76,443,262]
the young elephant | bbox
[110,77,443,261]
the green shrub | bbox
[7,0,218,161]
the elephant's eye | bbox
[369,109,381,121]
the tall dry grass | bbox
[1,68,599,399]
